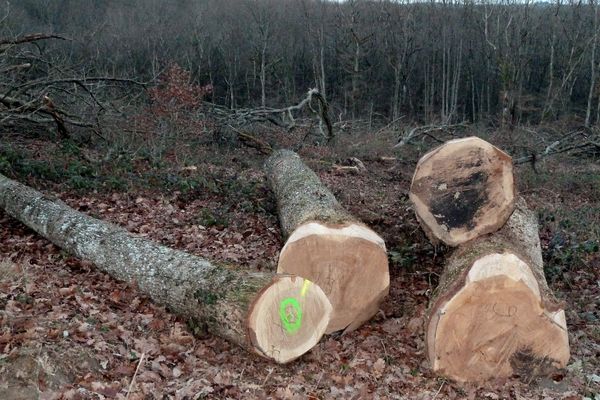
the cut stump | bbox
[264,149,389,333]
[426,198,570,382]
[410,137,515,246]
[0,173,332,363]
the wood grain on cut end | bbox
[427,253,569,382]
[247,275,332,364]
[265,149,390,334]
[410,136,515,246]
[278,222,389,333]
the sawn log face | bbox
[426,198,570,382]
[265,150,389,333]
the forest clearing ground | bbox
[0,143,598,399]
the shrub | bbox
[127,63,215,166]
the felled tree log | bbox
[0,173,332,364]
[264,149,389,333]
[410,137,515,246]
[426,198,570,382]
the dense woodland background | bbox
[0,1,599,399]
[4,0,600,125]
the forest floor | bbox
[0,133,599,399]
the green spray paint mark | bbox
[279,297,302,334]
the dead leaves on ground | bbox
[0,160,597,399]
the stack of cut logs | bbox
[409,137,569,382]
[0,137,569,383]
[264,149,389,334]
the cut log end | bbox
[247,275,332,364]
[410,137,515,246]
[277,222,389,333]
[427,253,569,382]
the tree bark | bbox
[0,173,332,364]
[409,137,515,246]
[426,197,570,382]
[264,149,389,333]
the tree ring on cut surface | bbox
[278,222,389,333]
[428,253,569,382]
[247,275,332,364]
[410,137,515,246]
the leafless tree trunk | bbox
[586,0,599,127]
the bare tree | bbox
[4,0,600,130]
[586,0,599,127]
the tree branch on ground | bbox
[205,88,334,142]
[393,122,468,149]
[513,128,600,165]
[0,33,68,47]
[228,125,273,155]
[0,32,145,140]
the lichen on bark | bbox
[264,149,355,237]
[0,173,275,354]
[429,197,558,314]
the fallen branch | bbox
[10,76,147,92]
[0,94,73,138]
[0,33,68,47]
[0,63,31,73]
[228,126,273,155]
[125,353,145,399]
[205,88,334,142]
[332,157,367,174]
[393,122,468,149]
[331,165,360,174]
[373,115,405,135]
[513,129,600,164]
[1,32,144,139]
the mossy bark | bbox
[0,173,276,357]
[264,149,355,236]
[429,197,559,315]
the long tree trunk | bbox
[264,149,389,333]
[0,173,332,364]
[392,64,401,121]
[544,31,556,121]
[409,137,515,246]
[260,34,268,108]
[426,198,569,382]
[319,26,327,101]
[449,42,462,122]
[352,39,360,120]
[586,5,598,127]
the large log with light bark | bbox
[410,137,515,246]
[426,198,570,382]
[264,149,389,333]
[0,173,332,364]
